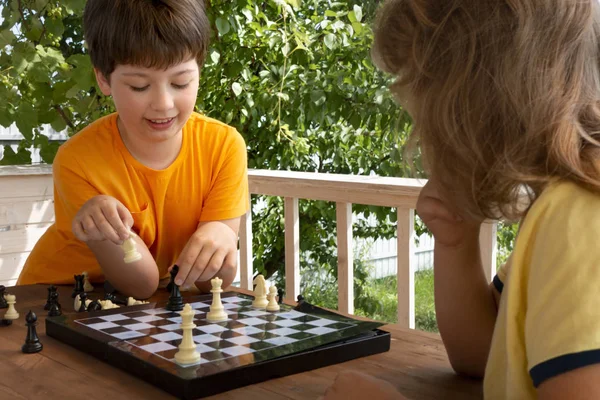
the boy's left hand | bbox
[172,219,239,288]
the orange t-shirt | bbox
[18,112,249,285]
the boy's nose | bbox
[151,90,175,111]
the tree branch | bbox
[53,105,76,131]
[17,0,31,31]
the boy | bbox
[17,0,249,299]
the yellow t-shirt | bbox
[485,180,600,398]
[18,112,249,285]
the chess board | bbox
[46,292,390,399]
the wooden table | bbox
[0,285,482,400]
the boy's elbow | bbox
[121,267,159,299]
[134,273,159,299]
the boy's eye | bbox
[130,85,149,92]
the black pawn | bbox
[87,299,102,312]
[297,294,305,303]
[278,288,285,304]
[44,285,56,310]
[48,292,62,317]
[165,265,183,311]
[0,285,7,309]
[0,319,12,327]
[22,311,43,353]
[72,274,85,298]
[78,292,88,312]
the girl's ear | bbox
[94,68,112,96]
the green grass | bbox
[354,269,438,332]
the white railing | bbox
[0,165,497,329]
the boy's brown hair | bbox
[83,0,210,79]
[373,0,600,220]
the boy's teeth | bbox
[150,118,172,123]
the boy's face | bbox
[95,58,200,144]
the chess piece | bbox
[101,299,119,310]
[87,299,102,312]
[0,319,12,326]
[252,275,268,308]
[174,304,201,365]
[266,285,280,312]
[206,277,227,321]
[44,285,56,310]
[47,291,62,317]
[120,231,142,263]
[72,274,85,298]
[297,294,305,303]
[78,293,88,312]
[4,294,19,320]
[74,294,82,311]
[127,297,148,306]
[166,265,184,311]
[82,272,94,292]
[48,300,62,317]
[22,310,43,354]
[278,287,284,305]
[0,285,7,309]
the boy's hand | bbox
[173,221,238,288]
[72,195,134,245]
[416,176,481,248]
[323,371,407,400]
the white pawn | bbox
[206,277,227,322]
[175,304,201,365]
[3,294,19,320]
[266,286,280,312]
[252,275,268,308]
[120,232,142,263]
[82,271,94,292]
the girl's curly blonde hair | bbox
[373,0,600,220]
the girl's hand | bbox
[416,177,481,248]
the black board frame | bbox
[46,293,391,399]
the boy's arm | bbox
[87,236,159,299]
[174,126,248,290]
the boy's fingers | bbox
[182,255,206,288]
[197,249,226,283]
[72,220,90,241]
[116,203,134,239]
[91,209,121,244]
[101,205,129,244]
[82,215,103,241]
[175,241,202,286]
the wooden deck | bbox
[0,284,483,400]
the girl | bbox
[326,0,600,398]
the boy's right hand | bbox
[72,195,134,245]
[416,177,481,248]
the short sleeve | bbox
[525,195,600,387]
[53,147,101,231]
[199,128,249,221]
[493,255,512,293]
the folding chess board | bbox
[46,292,390,399]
